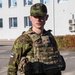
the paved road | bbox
[0,41,14,75]
[0,41,75,75]
[61,51,75,75]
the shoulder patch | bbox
[10,52,14,58]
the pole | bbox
[53,0,55,35]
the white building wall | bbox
[0,0,31,40]
[0,0,75,40]
[54,0,75,36]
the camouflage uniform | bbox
[7,28,61,75]
[7,29,32,75]
[7,3,61,75]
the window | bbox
[24,16,32,27]
[0,19,3,28]
[24,0,33,6]
[40,0,50,4]
[8,0,17,7]
[9,17,17,28]
[0,0,2,8]
[58,0,68,3]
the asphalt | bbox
[0,41,75,75]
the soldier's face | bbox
[30,15,48,29]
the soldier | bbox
[7,3,64,75]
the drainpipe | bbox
[53,0,55,36]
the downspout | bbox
[53,0,55,35]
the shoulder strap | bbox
[47,30,58,52]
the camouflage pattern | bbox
[30,3,47,16]
[25,29,59,65]
[7,31,32,75]
[7,28,61,75]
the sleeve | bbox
[7,34,32,75]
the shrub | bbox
[55,35,75,51]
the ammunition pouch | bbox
[18,57,29,74]
[24,55,66,75]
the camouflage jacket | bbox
[7,28,58,75]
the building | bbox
[0,0,75,40]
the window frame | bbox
[24,16,32,27]
[58,0,68,3]
[24,0,33,6]
[9,17,18,28]
[8,0,17,8]
[40,0,50,4]
[0,18,3,28]
[0,0,2,8]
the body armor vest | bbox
[18,29,65,75]
[26,30,59,64]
